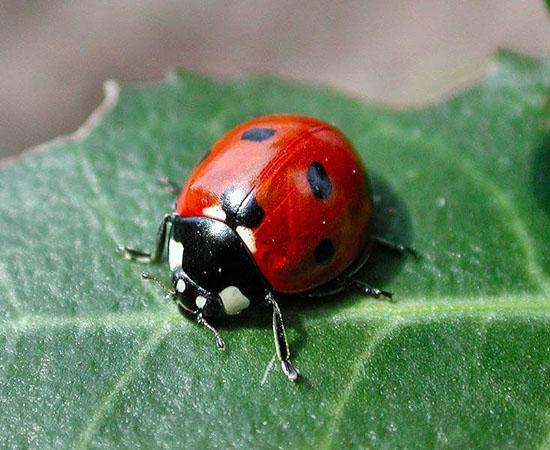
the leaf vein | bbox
[378,123,549,292]
[1,296,548,334]
[72,143,166,306]
[320,320,402,450]
[420,131,548,291]
[74,324,172,449]
[0,261,23,318]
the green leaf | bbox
[1,51,548,449]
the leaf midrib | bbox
[2,294,547,334]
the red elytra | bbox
[176,114,372,293]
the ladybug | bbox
[119,114,413,381]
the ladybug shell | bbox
[176,115,372,294]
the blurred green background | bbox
[1,0,549,158]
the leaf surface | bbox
[0,52,548,449]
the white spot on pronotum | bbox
[203,205,227,221]
[196,296,207,309]
[168,238,184,270]
[236,226,256,253]
[176,279,186,293]
[436,197,446,208]
[219,286,250,315]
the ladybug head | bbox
[168,216,268,317]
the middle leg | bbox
[266,291,301,382]
[118,213,173,263]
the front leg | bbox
[118,213,173,263]
[141,271,225,350]
[196,313,226,350]
[371,235,417,257]
[266,291,301,382]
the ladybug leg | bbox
[196,313,226,350]
[302,241,376,298]
[118,213,173,263]
[159,176,181,195]
[371,235,417,257]
[303,278,393,301]
[351,279,393,300]
[266,291,301,382]
[141,271,225,349]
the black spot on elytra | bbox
[241,128,276,142]
[307,162,332,200]
[238,196,265,228]
[314,239,335,265]
[221,186,265,229]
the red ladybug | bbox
[119,114,412,381]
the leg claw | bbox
[281,361,302,382]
